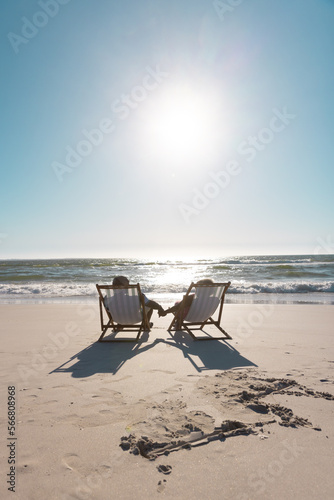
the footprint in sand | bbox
[157,464,172,475]
[99,387,123,393]
[83,390,124,408]
[62,453,81,471]
[61,454,113,488]
[162,384,183,394]
[157,479,167,492]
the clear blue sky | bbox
[1,0,333,259]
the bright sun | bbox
[141,82,224,166]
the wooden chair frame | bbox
[168,281,232,340]
[96,284,150,342]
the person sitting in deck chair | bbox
[160,279,214,320]
[112,276,165,322]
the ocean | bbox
[0,254,333,305]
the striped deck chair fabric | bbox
[104,289,143,324]
[96,284,150,342]
[169,281,231,340]
[184,285,223,323]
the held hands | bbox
[158,306,167,317]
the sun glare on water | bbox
[141,82,224,166]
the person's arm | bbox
[164,294,195,316]
[145,299,162,310]
[143,294,165,315]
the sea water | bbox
[0,255,333,305]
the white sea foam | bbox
[0,282,97,297]
[229,280,334,294]
[0,279,333,302]
[0,255,333,304]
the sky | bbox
[1,0,334,259]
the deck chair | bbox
[96,284,151,342]
[168,281,231,340]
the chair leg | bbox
[98,319,112,342]
[215,323,232,339]
[168,315,177,331]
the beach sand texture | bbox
[0,303,334,499]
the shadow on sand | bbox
[51,330,257,377]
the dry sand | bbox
[0,303,334,499]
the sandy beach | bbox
[2,0,334,498]
[0,302,333,499]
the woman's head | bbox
[196,278,214,285]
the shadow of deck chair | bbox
[168,281,231,340]
[96,284,151,342]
